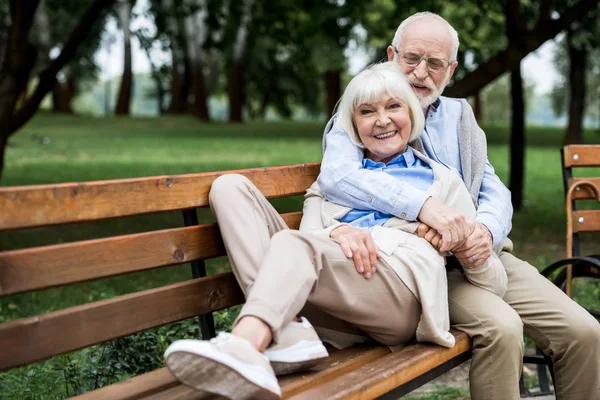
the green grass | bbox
[1,113,599,399]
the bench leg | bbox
[183,209,216,340]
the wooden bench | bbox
[0,163,471,399]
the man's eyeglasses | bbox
[394,48,452,73]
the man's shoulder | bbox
[439,96,466,110]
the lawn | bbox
[0,113,599,398]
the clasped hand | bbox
[416,198,493,268]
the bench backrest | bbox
[561,145,600,257]
[0,163,320,371]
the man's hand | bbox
[453,221,493,269]
[417,198,470,252]
[330,225,381,279]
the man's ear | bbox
[387,46,395,62]
[447,60,459,81]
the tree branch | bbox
[445,0,599,98]
[9,0,116,135]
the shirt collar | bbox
[429,97,441,113]
[362,147,416,168]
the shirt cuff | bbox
[305,223,348,241]
[394,190,430,221]
[475,213,503,247]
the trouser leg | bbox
[447,266,524,400]
[500,252,600,400]
[238,228,422,346]
[209,174,288,295]
[210,174,421,346]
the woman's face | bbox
[354,92,412,164]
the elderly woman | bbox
[163,62,507,400]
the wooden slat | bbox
[72,368,180,400]
[569,178,600,200]
[289,330,471,400]
[563,145,600,167]
[0,273,244,371]
[0,212,302,297]
[73,345,390,400]
[280,345,390,398]
[0,163,319,231]
[572,210,600,233]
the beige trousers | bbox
[209,174,421,346]
[209,173,600,400]
[448,248,600,400]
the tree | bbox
[550,10,600,143]
[228,0,254,122]
[445,0,600,98]
[32,1,106,114]
[115,0,135,115]
[0,0,116,179]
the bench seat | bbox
[72,331,470,400]
[1,163,472,399]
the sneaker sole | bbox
[165,342,280,399]
[265,340,329,376]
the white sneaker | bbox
[164,332,281,399]
[265,317,329,375]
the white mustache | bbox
[408,75,436,91]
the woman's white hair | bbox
[335,61,424,149]
[391,12,459,62]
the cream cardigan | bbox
[300,148,508,348]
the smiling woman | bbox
[338,62,423,162]
[335,62,424,162]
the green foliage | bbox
[0,314,239,399]
[551,35,600,125]
[479,73,536,123]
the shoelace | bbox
[209,332,234,346]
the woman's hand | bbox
[330,225,381,279]
[416,224,443,250]
[417,198,470,252]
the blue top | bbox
[318,96,513,246]
[339,148,434,231]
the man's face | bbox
[387,19,458,108]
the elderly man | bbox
[318,11,600,400]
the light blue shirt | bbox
[339,148,434,231]
[318,96,513,246]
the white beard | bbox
[408,70,451,108]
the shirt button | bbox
[400,212,407,218]
[367,196,373,203]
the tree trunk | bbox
[52,82,62,112]
[509,64,525,211]
[191,60,210,121]
[51,77,75,114]
[324,70,341,118]
[0,129,7,178]
[115,0,132,115]
[473,90,483,122]
[228,60,244,122]
[564,30,587,145]
[168,44,186,113]
[0,0,115,179]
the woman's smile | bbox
[373,130,398,140]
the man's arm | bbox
[318,126,429,221]
[475,160,513,247]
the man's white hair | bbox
[335,62,425,149]
[391,12,459,61]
